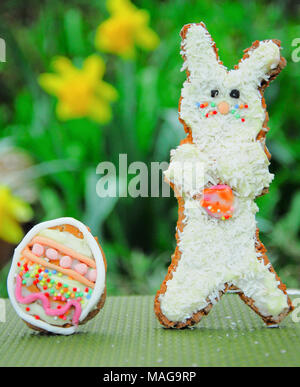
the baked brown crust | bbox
[154,23,293,329]
[23,224,107,334]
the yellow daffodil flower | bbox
[39,55,118,123]
[95,0,160,58]
[0,186,33,244]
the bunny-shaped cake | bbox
[154,22,293,328]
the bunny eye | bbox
[230,89,240,99]
[211,89,219,98]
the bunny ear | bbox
[236,40,285,87]
[180,23,226,80]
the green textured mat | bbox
[0,294,300,367]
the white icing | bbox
[160,23,289,323]
[7,217,106,335]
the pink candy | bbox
[60,255,72,268]
[74,263,88,275]
[87,269,97,283]
[32,243,44,257]
[45,248,58,260]
[32,243,96,283]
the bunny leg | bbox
[233,258,292,325]
[155,256,229,328]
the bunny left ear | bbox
[180,23,226,80]
[236,40,285,87]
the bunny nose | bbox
[218,101,230,115]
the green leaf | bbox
[40,187,65,220]
[136,66,159,153]
[83,168,121,236]
[64,8,85,56]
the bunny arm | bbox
[215,141,274,199]
[164,143,217,198]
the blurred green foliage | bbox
[0,0,300,297]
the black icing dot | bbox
[211,89,219,98]
[230,89,240,99]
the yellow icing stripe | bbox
[29,236,96,269]
[22,248,95,289]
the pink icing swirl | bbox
[15,274,82,325]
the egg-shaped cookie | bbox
[7,217,106,335]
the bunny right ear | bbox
[236,40,286,88]
[180,23,226,80]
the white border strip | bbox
[287,289,300,296]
